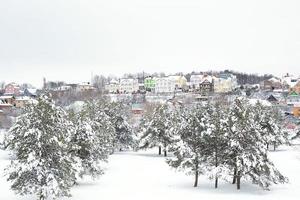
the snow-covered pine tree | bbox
[204,101,230,188]
[81,100,115,155]
[227,98,288,190]
[102,101,135,151]
[266,105,289,151]
[168,103,209,187]
[139,103,175,156]
[253,101,289,151]
[71,112,109,179]
[4,96,76,200]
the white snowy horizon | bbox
[1,0,300,88]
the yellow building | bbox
[290,81,300,94]
[293,104,300,117]
[168,75,187,89]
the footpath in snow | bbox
[1,145,300,200]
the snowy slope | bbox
[0,145,300,200]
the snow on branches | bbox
[167,98,288,190]
[4,95,76,200]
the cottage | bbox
[168,75,187,89]
[287,91,300,106]
[76,83,96,92]
[0,99,13,111]
[190,74,204,89]
[199,75,214,95]
[0,96,15,105]
[105,79,120,93]
[214,73,238,93]
[260,77,282,91]
[24,88,37,97]
[266,94,280,103]
[155,77,176,94]
[4,83,20,96]
[119,79,139,94]
[144,77,156,92]
[290,81,300,94]
[293,105,300,117]
[14,96,37,108]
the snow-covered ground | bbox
[0,138,300,200]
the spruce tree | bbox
[139,103,175,156]
[227,98,288,190]
[4,96,76,200]
[168,104,209,187]
[72,113,110,177]
[253,101,288,151]
[102,101,135,151]
[205,102,230,188]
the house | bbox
[144,77,156,92]
[155,77,176,94]
[287,91,300,106]
[0,99,13,112]
[214,73,238,93]
[292,104,300,117]
[267,94,279,103]
[190,74,204,89]
[24,88,37,97]
[76,82,96,92]
[0,96,15,106]
[199,75,214,95]
[168,75,187,89]
[282,74,299,90]
[290,80,300,94]
[105,79,120,93]
[14,96,38,108]
[260,77,282,91]
[4,83,20,96]
[119,79,139,93]
[132,103,143,115]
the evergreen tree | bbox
[252,101,289,150]
[205,102,230,188]
[81,100,115,153]
[227,98,288,190]
[71,114,108,179]
[102,101,135,151]
[139,103,175,156]
[4,96,76,200]
[168,104,209,187]
[68,100,115,180]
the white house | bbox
[76,83,96,92]
[214,74,238,93]
[155,77,176,94]
[282,74,299,89]
[119,78,139,93]
[105,79,120,93]
[190,75,204,89]
[168,75,187,89]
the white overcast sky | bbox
[0,0,300,87]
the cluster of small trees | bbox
[139,98,289,190]
[3,96,135,200]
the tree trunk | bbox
[39,190,45,200]
[273,142,276,151]
[194,159,199,187]
[164,143,167,157]
[215,147,218,188]
[267,143,269,150]
[158,146,162,155]
[237,171,241,190]
[232,167,237,184]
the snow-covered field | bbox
[1,134,300,200]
